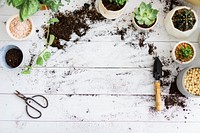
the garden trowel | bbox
[153,57,162,111]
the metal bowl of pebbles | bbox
[177,66,200,97]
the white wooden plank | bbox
[0,95,199,121]
[1,41,199,68]
[0,68,177,94]
[0,121,200,133]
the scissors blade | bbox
[14,90,26,100]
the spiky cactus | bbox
[172,8,196,31]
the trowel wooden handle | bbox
[155,81,162,111]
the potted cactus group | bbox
[98,0,128,19]
[164,6,198,38]
[132,2,159,31]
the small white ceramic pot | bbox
[132,17,158,31]
[164,6,198,39]
[98,0,128,19]
[6,15,35,40]
[172,41,196,65]
[177,66,200,97]
[0,45,24,69]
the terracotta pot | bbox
[185,0,200,6]
[132,17,158,31]
[98,0,128,19]
[41,4,48,10]
[164,6,198,38]
[177,66,200,97]
[172,41,196,65]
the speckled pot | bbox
[177,66,200,97]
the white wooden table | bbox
[0,0,200,132]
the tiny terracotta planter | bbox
[164,6,198,38]
[41,4,48,10]
[6,15,35,40]
[0,45,24,69]
[98,0,128,19]
[172,41,196,64]
[177,66,200,97]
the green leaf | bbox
[43,51,51,61]
[11,0,25,7]
[48,34,55,46]
[19,0,40,21]
[36,56,44,66]
[137,20,144,25]
[48,18,59,24]
[22,69,31,74]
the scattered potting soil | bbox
[164,78,187,109]
[45,2,105,49]
[6,48,23,68]
[102,0,125,11]
[148,44,157,55]
[116,27,127,40]
[161,0,183,13]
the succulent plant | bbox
[172,8,196,31]
[109,0,127,6]
[179,46,193,59]
[134,2,158,26]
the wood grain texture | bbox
[0,0,200,132]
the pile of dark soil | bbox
[160,0,183,13]
[6,48,23,68]
[164,78,187,109]
[45,2,105,49]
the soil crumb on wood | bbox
[44,2,105,49]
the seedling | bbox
[109,0,127,6]
[134,2,158,27]
[22,18,59,74]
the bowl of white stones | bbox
[177,66,200,97]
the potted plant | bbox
[164,6,198,38]
[177,66,200,97]
[6,15,34,40]
[98,0,128,19]
[172,41,196,64]
[0,45,23,69]
[132,2,159,31]
[7,0,64,21]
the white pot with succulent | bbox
[98,0,128,19]
[164,6,198,38]
[132,2,159,31]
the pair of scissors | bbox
[14,90,48,119]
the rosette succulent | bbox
[134,2,158,27]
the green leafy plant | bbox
[172,8,196,31]
[7,0,69,21]
[179,46,193,58]
[22,18,59,74]
[134,2,158,26]
[109,0,127,6]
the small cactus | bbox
[134,2,159,27]
[172,8,196,31]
